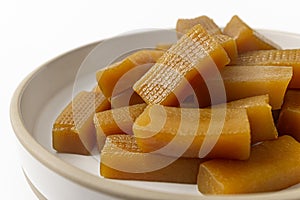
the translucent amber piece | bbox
[100,135,203,184]
[197,136,300,194]
[52,91,110,155]
[192,66,292,109]
[214,34,238,64]
[94,103,147,136]
[133,24,230,106]
[155,34,237,64]
[176,15,221,37]
[214,95,278,143]
[133,105,250,160]
[223,15,280,53]
[234,49,300,88]
[277,90,300,141]
[223,66,292,109]
[96,50,164,98]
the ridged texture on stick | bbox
[100,135,202,184]
[234,49,300,88]
[52,91,110,155]
[133,24,230,106]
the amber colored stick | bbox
[234,49,300,89]
[96,50,164,98]
[214,34,238,64]
[191,65,292,109]
[176,15,221,38]
[213,95,278,144]
[133,24,230,106]
[94,103,147,136]
[52,91,110,155]
[223,15,280,53]
[155,34,238,64]
[100,135,203,184]
[198,136,300,194]
[133,105,250,160]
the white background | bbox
[2,0,300,199]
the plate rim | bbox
[10,28,300,200]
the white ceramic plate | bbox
[10,29,300,200]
